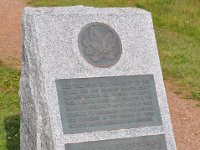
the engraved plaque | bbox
[56,75,162,134]
[65,135,167,150]
[78,22,122,68]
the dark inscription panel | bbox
[65,135,167,150]
[56,75,162,134]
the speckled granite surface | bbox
[20,6,176,150]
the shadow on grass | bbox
[4,115,20,150]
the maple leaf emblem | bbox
[82,26,118,62]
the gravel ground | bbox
[0,0,25,68]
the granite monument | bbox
[20,6,176,150]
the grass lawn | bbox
[0,0,200,149]
[0,65,20,150]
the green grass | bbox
[0,0,200,149]
[0,65,20,150]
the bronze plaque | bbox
[56,75,162,134]
[65,135,167,150]
[78,22,122,68]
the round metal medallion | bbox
[78,22,122,68]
